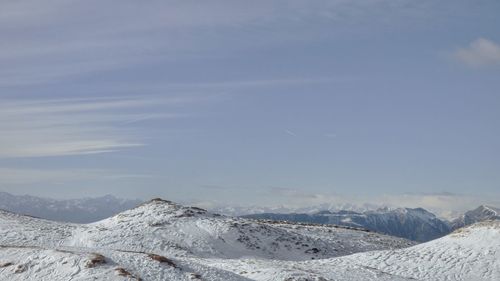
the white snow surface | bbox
[0,198,498,280]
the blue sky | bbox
[1,0,499,214]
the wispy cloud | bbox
[199,184,233,191]
[0,96,184,158]
[453,38,500,67]
[0,1,436,88]
[0,167,150,185]
[264,187,346,206]
[284,129,297,137]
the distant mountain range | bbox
[207,202,377,217]
[0,192,141,223]
[0,191,498,243]
[243,205,500,242]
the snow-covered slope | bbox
[0,191,141,223]
[0,198,413,280]
[1,199,498,280]
[203,220,500,280]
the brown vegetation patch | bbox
[150,198,173,204]
[190,273,202,279]
[14,264,26,273]
[190,207,207,214]
[85,253,106,268]
[0,262,13,268]
[147,254,177,268]
[115,267,142,280]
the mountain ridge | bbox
[451,205,500,230]
[0,191,142,223]
[244,205,500,242]
[0,191,498,243]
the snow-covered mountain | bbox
[0,198,413,280]
[451,205,500,230]
[0,198,498,280]
[0,191,142,223]
[244,207,452,242]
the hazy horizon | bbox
[1,0,499,215]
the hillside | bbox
[0,198,414,280]
[202,220,500,280]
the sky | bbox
[1,0,500,215]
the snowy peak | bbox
[88,198,413,261]
[106,197,213,224]
[475,205,500,216]
[451,205,500,230]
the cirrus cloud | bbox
[0,96,186,158]
[454,38,500,67]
